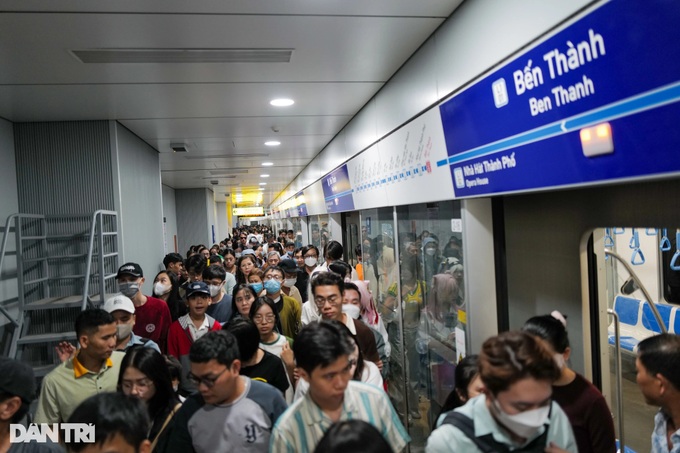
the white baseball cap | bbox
[103,294,135,314]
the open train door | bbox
[586,228,673,452]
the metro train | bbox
[0,1,679,452]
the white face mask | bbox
[209,284,223,297]
[116,323,133,340]
[305,257,317,267]
[425,248,436,256]
[154,282,171,296]
[283,278,297,288]
[342,304,361,320]
[491,398,550,439]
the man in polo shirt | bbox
[35,309,125,423]
[103,294,161,353]
[117,262,171,353]
[160,330,287,452]
[270,320,409,452]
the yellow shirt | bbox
[35,351,125,423]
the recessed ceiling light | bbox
[259,188,265,191]
[260,174,270,178]
[264,141,281,147]
[261,162,274,166]
[270,98,294,107]
[259,182,267,186]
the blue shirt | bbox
[125,332,161,353]
[652,410,680,453]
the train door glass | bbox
[308,215,331,250]
[289,217,303,248]
[342,212,360,267]
[391,201,464,451]
[594,227,673,452]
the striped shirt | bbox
[270,380,410,453]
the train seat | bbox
[608,296,643,352]
[641,301,674,334]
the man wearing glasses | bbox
[161,330,287,452]
[270,320,410,452]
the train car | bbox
[0,1,679,452]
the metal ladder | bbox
[0,210,119,377]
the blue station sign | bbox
[439,0,680,197]
[322,164,355,213]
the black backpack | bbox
[440,411,549,453]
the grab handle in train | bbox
[660,229,671,252]
[604,228,614,248]
[631,248,645,265]
[607,309,625,453]
[645,227,658,235]
[613,227,625,234]
[671,232,680,271]
[628,229,639,249]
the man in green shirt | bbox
[35,309,125,424]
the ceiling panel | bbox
[0,2,463,206]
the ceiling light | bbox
[261,162,274,166]
[264,141,281,147]
[259,182,267,186]
[270,98,294,107]
[260,174,270,178]
[259,188,265,191]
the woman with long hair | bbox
[118,346,181,451]
[152,270,186,322]
[230,283,257,322]
[435,354,483,428]
[235,254,259,284]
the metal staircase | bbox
[0,210,118,376]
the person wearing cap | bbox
[35,309,125,424]
[167,281,221,395]
[117,262,172,353]
[103,295,161,353]
[278,259,303,306]
[0,359,63,452]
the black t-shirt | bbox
[240,350,290,395]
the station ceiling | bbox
[0,1,462,207]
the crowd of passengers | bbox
[1,225,679,453]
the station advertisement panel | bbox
[439,0,680,197]
[322,164,355,213]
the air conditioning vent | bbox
[71,48,293,64]
[170,143,188,153]
[185,153,269,160]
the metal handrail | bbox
[607,309,625,452]
[81,210,118,310]
[604,249,667,333]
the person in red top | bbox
[117,262,172,353]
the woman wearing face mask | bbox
[522,313,616,453]
[152,271,186,322]
[118,347,181,451]
[427,331,577,453]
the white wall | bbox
[162,184,178,254]
[216,201,229,242]
[112,123,165,276]
[0,118,19,328]
[206,189,217,245]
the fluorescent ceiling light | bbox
[264,141,281,147]
[270,98,294,107]
[260,174,270,178]
[259,182,267,186]
[259,188,266,191]
[261,162,274,166]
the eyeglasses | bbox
[121,378,154,393]
[253,314,276,324]
[187,367,229,388]
[314,295,340,308]
[264,275,283,282]
[321,358,357,382]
